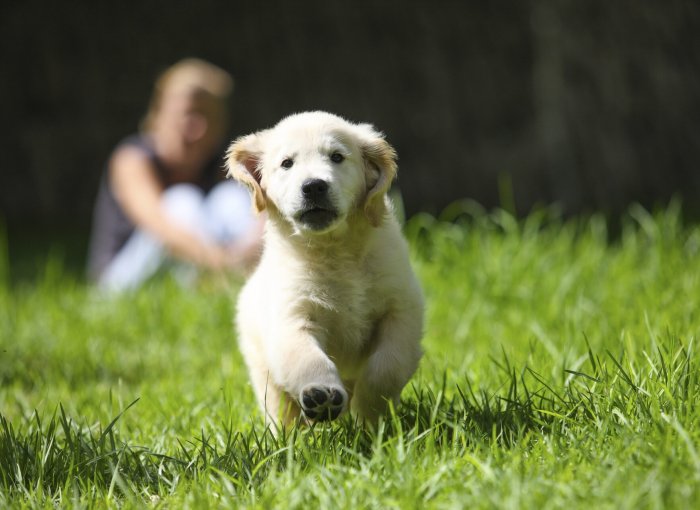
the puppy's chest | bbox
[302,270,380,354]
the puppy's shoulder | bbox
[366,216,411,268]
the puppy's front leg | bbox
[352,309,423,422]
[267,327,348,422]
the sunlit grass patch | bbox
[1,203,699,508]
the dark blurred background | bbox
[1,0,699,273]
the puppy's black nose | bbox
[301,178,329,199]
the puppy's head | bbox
[226,111,396,235]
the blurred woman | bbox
[87,58,262,291]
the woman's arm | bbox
[109,145,231,269]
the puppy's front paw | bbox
[299,384,347,422]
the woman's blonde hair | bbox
[140,58,234,133]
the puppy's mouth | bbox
[297,205,339,231]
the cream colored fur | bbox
[226,111,424,427]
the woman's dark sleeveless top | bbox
[86,135,222,281]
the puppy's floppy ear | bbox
[226,131,268,213]
[354,123,398,227]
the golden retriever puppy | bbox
[226,111,423,426]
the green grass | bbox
[1,201,699,509]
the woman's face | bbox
[152,87,227,173]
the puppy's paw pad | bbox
[299,385,347,422]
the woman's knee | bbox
[162,184,206,227]
[203,181,255,242]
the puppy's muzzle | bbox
[297,178,338,231]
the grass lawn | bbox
[1,202,699,508]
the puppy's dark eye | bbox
[330,152,345,164]
[281,158,294,169]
